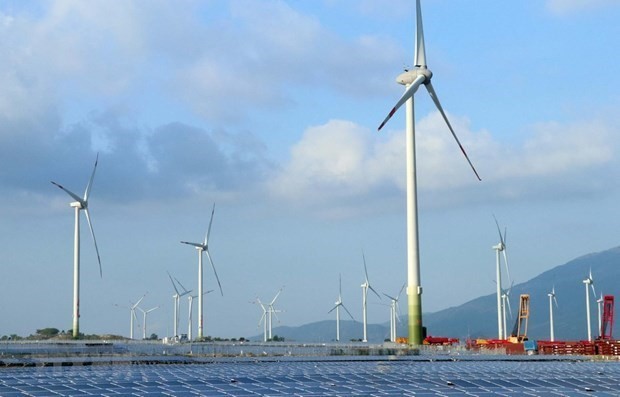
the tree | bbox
[36,328,60,338]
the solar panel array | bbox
[0,359,619,396]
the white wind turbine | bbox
[361,253,381,343]
[181,203,223,340]
[328,274,355,342]
[138,306,159,340]
[583,269,596,342]
[267,287,284,340]
[254,298,268,342]
[500,284,513,341]
[167,272,191,338]
[188,290,212,341]
[597,292,604,339]
[492,216,510,340]
[384,283,406,343]
[377,0,480,345]
[129,294,146,340]
[548,286,558,342]
[51,154,102,339]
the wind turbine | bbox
[597,292,604,339]
[548,286,558,342]
[492,216,510,339]
[254,298,268,342]
[267,287,284,340]
[167,272,191,339]
[361,253,381,343]
[129,294,146,340]
[138,306,159,340]
[188,290,212,341]
[583,269,596,342]
[384,283,406,343]
[51,154,102,339]
[500,284,513,341]
[377,0,480,345]
[181,203,223,340]
[328,274,355,342]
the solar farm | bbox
[1,355,620,396]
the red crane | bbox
[599,295,615,340]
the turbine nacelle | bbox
[396,67,432,86]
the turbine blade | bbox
[502,250,511,286]
[506,297,513,318]
[328,304,339,314]
[369,284,382,300]
[205,249,223,296]
[339,273,342,297]
[397,282,406,300]
[270,287,283,305]
[84,209,102,277]
[554,296,559,308]
[174,277,189,293]
[342,304,356,321]
[84,153,99,201]
[181,241,203,248]
[492,215,503,245]
[591,284,596,299]
[133,294,145,309]
[414,0,426,67]
[362,253,369,282]
[167,272,180,295]
[51,181,83,204]
[383,293,397,301]
[378,75,426,131]
[205,202,215,245]
[424,82,481,181]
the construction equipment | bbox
[509,294,530,343]
[599,295,615,340]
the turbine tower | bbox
[188,290,212,341]
[129,294,146,340]
[181,203,223,340]
[377,0,480,345]
[138,306,159,340]
[492,216,510,339]
[328,274,355,342]
[361,253,381,343]
[267,287,284,340]
[254,298,268,342]
[548,286,558,342]
[583,269,596,342]
[500,285,513,341]
[384,283,406,343]
[167,272,191,339]
[51,154,102,339]
[597,292,604,339]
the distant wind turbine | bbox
[188,290,212,341]
[51,154,102,339]
[167,271,191,339]
[328,274,355,342]
[548,286,558,342]
[377,0,480,345]
[361,253,381,343]
[492,216,510,339]
[254,298,268,342]
[181,203,223,340]
[384,283,406,343]
[138,306,159,340]
[267,287,284,341]
[583,269,596,342]
[597,292,604,339]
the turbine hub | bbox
[396,67,432,86]
[70,201,85,209]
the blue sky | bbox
[1,0,619,340]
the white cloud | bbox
[546,0,619,15]
[269,114,617,212]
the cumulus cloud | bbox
[269,114,618,213]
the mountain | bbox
[424,246,620,341]
[253,246,620,343]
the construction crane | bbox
[599,295,615,340]
[509,294,530,343]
